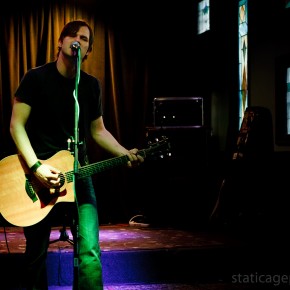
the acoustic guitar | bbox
[0,137,169,227]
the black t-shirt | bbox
[15,61,102,160]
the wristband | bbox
[30,161,42,172]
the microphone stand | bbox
[72,46,81,290]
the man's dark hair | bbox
[57,19,94,60]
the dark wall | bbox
[95,0,290,228]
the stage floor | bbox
[1,223,289,289]
[0,223,241,254]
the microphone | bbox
[70,41,80,51]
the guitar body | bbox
[0,151,75,227]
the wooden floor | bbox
[0,223,243,254]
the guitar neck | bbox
[65,149,147,182]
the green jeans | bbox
[23,176,103,290]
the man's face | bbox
[59,26,91,60]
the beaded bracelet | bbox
[30,161,42,172]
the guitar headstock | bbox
[146,136,171,160]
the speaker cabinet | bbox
[145,126,209,165]
[153,97,204,127]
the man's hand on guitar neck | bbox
[126,148,144,168]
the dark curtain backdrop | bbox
[0,0,152,224]
[0,0,153,157]
[0,0,198,224]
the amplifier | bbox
[153,97,203,127]
[145,126,209,164]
